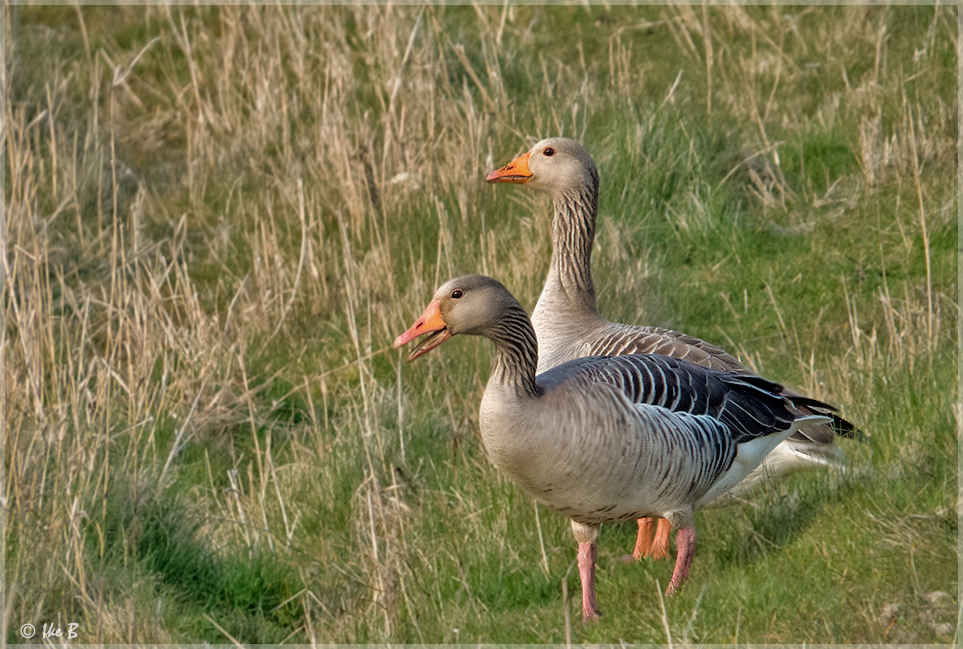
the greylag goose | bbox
[394,275,834,620]
[487,138,856,561]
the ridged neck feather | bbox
[485,301,540,399]
[544,181,599,316]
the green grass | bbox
[5,4,958,644]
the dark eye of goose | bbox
[543,147,555,157]
[450,289,463,299]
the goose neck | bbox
[486,304,540,399]
[546,186,598,312]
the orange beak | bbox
[393,299,451,362]
[486,151,532,183]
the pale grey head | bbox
[487,137,599,201]
[393,275,524,361]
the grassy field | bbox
[4,4,958,644]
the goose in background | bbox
[487,138,857,561]
[394,274,836,620]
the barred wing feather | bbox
[539,353,834,445]
[584,326,744,372]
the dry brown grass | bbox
[4,5,956,643]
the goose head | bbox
[486,137,599,199]
[393,275,516,362]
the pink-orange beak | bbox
[393,299,451,362]
[486,151,532,183]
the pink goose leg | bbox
[665,526,697,595]
[577,542,602,620]
[572,521,602,621]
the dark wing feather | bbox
[582,325,862,443]
[538,354,838,446]
[829,413,864,440]
[588,325,864,440]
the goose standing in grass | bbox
[394,275,835,620]
[487,138,856,561]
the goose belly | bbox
[480,392,730,525]
[524,477,699,527]
[495,447,713,526]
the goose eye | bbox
[543,147,555,157]
[450,289,464,299]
